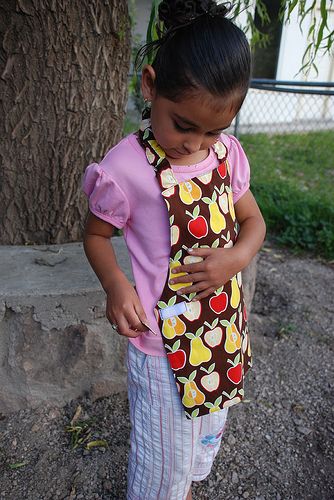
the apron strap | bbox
[138,106,177,190]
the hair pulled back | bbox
[137,0,251,106]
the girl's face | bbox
[141,66,238,165]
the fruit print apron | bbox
[138,108,252,419]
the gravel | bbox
[0,242,333,500]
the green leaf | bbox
[191,408,199,418]
[157,301,167,309]
[202,197,212,204]
[234,353,241,365]
[208,363,215,373]
[287,0,299,19]
[168,295,177,307]
[230,388,238,398]
[195,326,204,337]
[174,249,182,261]
[172,339,181,351]
[193,205,200,218]
[8,461,29,469]
[212,318,219,328]
[86,440,108,450]
[230,312,237,325]
[189,370,197,382]
[185,332,195,339]
[177,377,188,384]
[220,320,230,327]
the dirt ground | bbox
[0,242,333,500]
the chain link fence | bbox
[232,80,334,137]
[126,77,334,137]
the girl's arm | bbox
[168,189,266,300]
[84,213,148,337]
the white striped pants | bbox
[126,342,228,500]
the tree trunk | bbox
[0,0,131,244]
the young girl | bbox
[83,1,266,498]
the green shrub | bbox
[242,132,334,260]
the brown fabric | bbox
[138,107,252,419]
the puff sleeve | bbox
[228,136,250,204]
[82,163,130,229]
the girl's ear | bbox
[141,65,157,101]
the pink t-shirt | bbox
[83,133,250,356]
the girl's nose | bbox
[183,135,203,154]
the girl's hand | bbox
[106,272,149,338]
[169,247,245,301]
[169,191,266,302]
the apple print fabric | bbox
[138,107,252,419]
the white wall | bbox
[277,0,334,81]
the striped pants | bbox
[126,342,228,500]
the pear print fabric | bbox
[138,108,252,419]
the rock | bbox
[296,426,312,436]
[232,471,239,484]
[0,241,130,414]
[103,480,113,492]
[227,434,236,446]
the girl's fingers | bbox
[133,303,150,332]
[114,314,142,338]
[172,261,204,275]
[169,272,206,285]
[192,287,216,302]
[176,281,211,296]
[187,247,213,257]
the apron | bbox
[138,108,252,419]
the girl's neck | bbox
[166,148,209,166]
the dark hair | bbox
[137,0,251,107]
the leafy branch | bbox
[146,0,334,73]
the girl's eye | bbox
[174,121,192,133]
[207,131,222,137]
[174,120,222,137]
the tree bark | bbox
[0,0,131,244]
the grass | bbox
[65,405,108,451]
[240,131,334,260]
